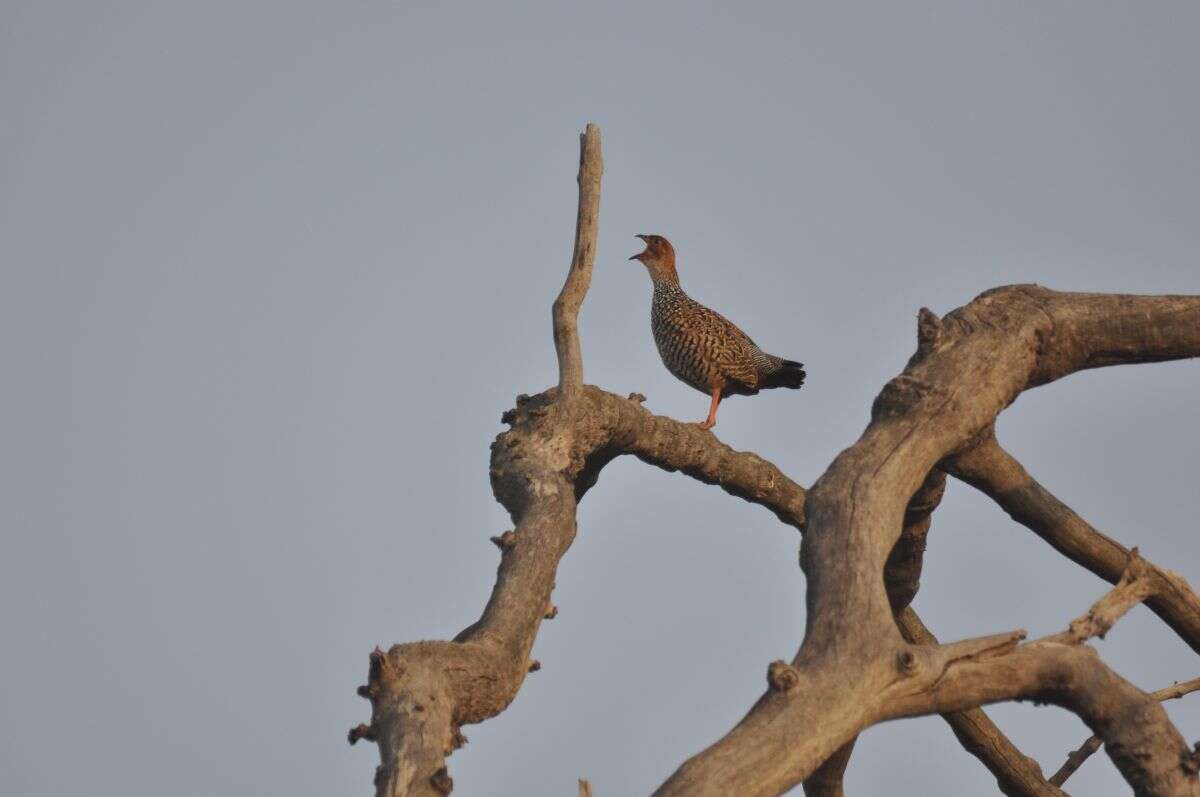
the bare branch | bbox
[948,431,1200,653]
[886,574,1187,794]
[885,642,1194,795]
[553,123,603,398]
[896,610,1065,797]
[355,129,1200,796]
[1050,677,1200,787]
[801,469,946,796]
[655,286,1200,797]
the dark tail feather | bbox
[764,359,805,390]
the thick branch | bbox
[885,643,1195,795]
[354,377,824,795]
[354,125,603,797]
[896,609,1065,797]
[949,431,1200,653]
[552,123,603,397]
[1050,678,1200,787]
[886,566,1192,795]
[656,287,1200,796]
[799,469,945,797]
[356,128,1200,796]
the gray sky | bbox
[3,2,1198,795]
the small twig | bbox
[1039,549,1155,645]
[1049,677,1200,786]
[578,778,593,797]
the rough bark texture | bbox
[656,289,1200,797]
[350,125,1200,796]
[1050,678,1200,787]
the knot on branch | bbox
[767,660,800,692]
[528,659,541,673]
[490,530,517,551]
[356,683,377,700]
[872,374,942,419]
[896,649,919,677]
[430,767,455,795]
[451,726,469,751]
[347,723,376,745]
[544,603,558,620]
[627,392,647,404]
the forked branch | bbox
[1050,677,1200,787]
[656,289,1200,796]
[352,127,1200,796]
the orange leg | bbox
[696,387,721,430]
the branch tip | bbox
[348,723,375,745]
[917,307,942,347]
[490,530,517,551]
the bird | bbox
[629,234,805,430]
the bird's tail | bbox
[764,358,805,390]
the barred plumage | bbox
[630,234,805,429]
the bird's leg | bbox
[696,387,721,430]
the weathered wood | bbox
[654,289,1200,796]
[351,128,1200,795]
[552,123,602,398]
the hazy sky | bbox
[3,2,1198,795]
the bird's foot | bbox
[693,419,716,431]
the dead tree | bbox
[348,125,1200,796]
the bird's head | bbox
[629,234,678,284]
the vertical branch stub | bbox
[552,123,604,398]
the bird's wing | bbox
[688,302,762,389]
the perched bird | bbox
[629,234,805,429]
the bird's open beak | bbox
[629,234,649,261]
